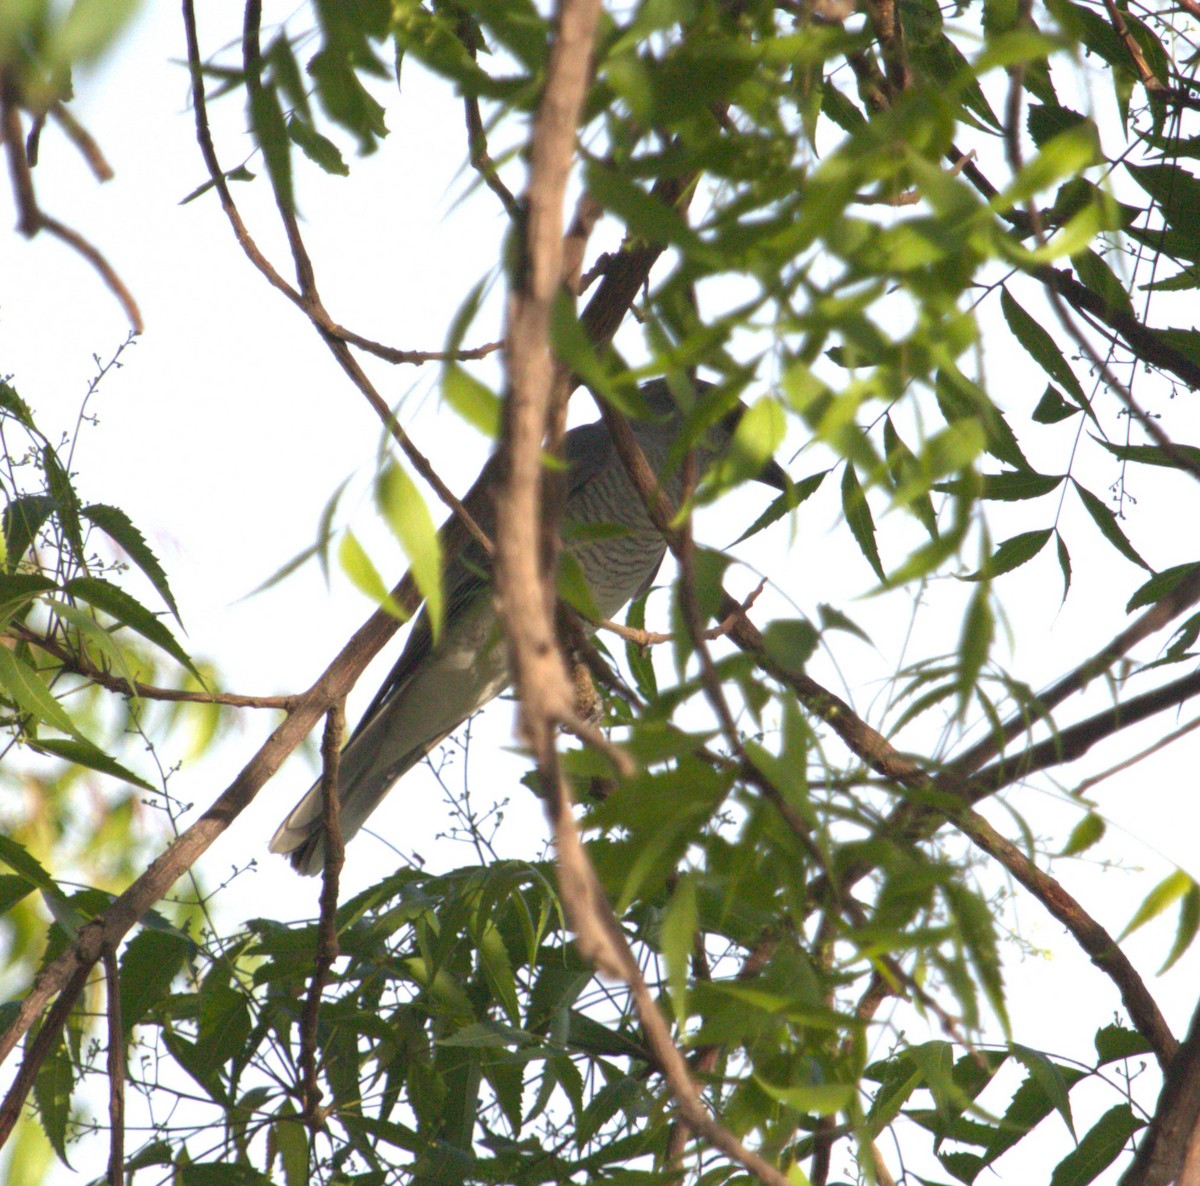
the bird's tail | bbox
[268,730,447,875]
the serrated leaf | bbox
[1012,1046,1074,1138]
[1000,289,1086,405]
[0,834,59,896]
[980,471,1064,500]
[841,464,884,582]
[1059,812,1104,856]
[286,113,348,175]
[63,577,200,677]
[732,470,826,545]
[82,503,182,624]
[33,1038,73,1167]
[376,461,443,640]
[1073,483,1150,570]
[1092,435,1200,473]
[1093,1024,1154,1066]
[964,528,1052,580]
[3,495,57,573]
[1048,1104,1143,1186]
[1056,531,1072,600]
[1118,869,1194,941]
[119,928,194,1031]
[1126,562,1200,612]
[28,737,156,792]
[41,445,86,567]
[0,646,84,738]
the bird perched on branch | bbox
[271,379,788,874]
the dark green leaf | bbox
[841,464,884,582]
[1093,1024,1154,1066]
[286,113,348,175]
[980,471,1064,500]
[1072,249,1133,316]
[1056,531,1072,600]
[964,528,1052,580]
[1047,1104,1143,1186]
[119,928,194,1031]
[732,470,827,545]
[1092,435,1200,474]
[1073,483,1150,571]
[27,737,157,792]
[34,1037,73,1167]
[1032,386,1080,424]
[1000,288,1086,405]
[63,576,201,676]
[3,494,57,572]
[763,618,819,676]
[42,444,86,566]
[82,503,181,623]
[1126,563,1200,612]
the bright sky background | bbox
[2,2,1200,1182]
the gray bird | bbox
[270,380,787,874]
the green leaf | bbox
[83,503,182,623]
[841,464,884,582]
[1000,288,1087,405]
[0,834,60,897]
[752,1076,855,1115]
[119,928,194,1031]
[0,646,84,738]
[957,585,993,713]
[3,495,57,573]
[28,737,156,792]
[0,874,35,914]
[763,618,819,677]
[41,444,86,566]
[63,577,201,677]
[1072,249,1132,316]
[732,470,827,545]
[661,873,697,1020]
[1118,869,1194,941]
[1161,883,1200,974]
[1093,1024,1154,1066]
[817,603,871,643]
[1126,563,1200,612]
[1048,1105,1143,1186]
[338,530,407,619]
[964,528,1052,580]
[1058,813,1104,857]
[1056,531,1072,600]
[33,1037,73,1167]
[376,461,444,640]
[980,471,1064,500]
[0,573,57,621]
[286,114,348,175]
[1072,483,1150,571]
[1092,435,1200,473]
[1011,1046,1074,1139]
[1032,386,1080,424]
[995,123,1102,210]
[442,366,501,439]
[270,1107,310,1186]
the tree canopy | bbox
[2,0,1200,1183]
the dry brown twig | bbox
[298,701,346,1129]
[103,948,125,1186]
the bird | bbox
[270,379,787,874]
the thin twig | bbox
[13,625,297,710]
[299,701,346,1129]
[183,0,493,558]
[103,948,125,1186]
[49,101,114,181]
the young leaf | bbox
[338,530,407,620]
[0,646,84,739]
[1118,868,1193,941]
[376,461,444,640]
[1058,812,1104,857]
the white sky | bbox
[2,2,1200,1183]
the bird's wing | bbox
[348,420,623,743]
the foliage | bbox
[2,0,1200,1183]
